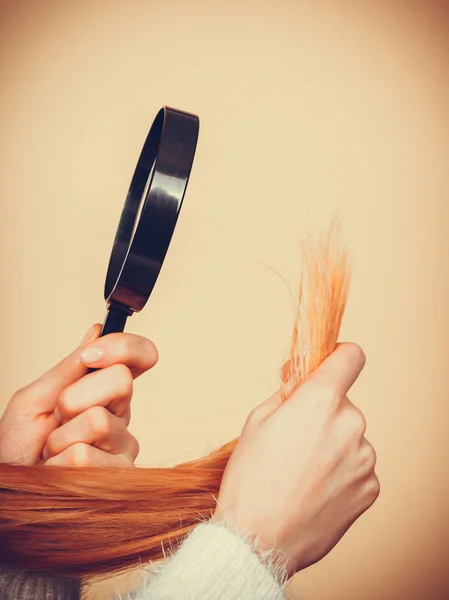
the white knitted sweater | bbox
[129,520,297,600]
[0,521,300,599]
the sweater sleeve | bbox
[0,564,80,600]
[128,520,295,600]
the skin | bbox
[0,329,378,581]
[0,324,158,466]
[213,342,380,579]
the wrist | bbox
[211,508,291,584]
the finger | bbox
[79,332,158,378]
[342,396,368,438]
[42,406,139,461]
[249,390,283,422]
[253,343,366,421]
[55,363,133,425]
[304,342,366,397]
[44,442,137,467]
[17,324,102,414]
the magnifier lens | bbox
[95,106,199,346]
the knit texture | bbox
[0,564,80,600]
[127,520,298,600]
[0,523,303,599]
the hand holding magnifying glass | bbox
[0,107,200,466]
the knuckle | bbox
[58,387,76,419]
[129,434,140,461]
[362,440,377,469]
[119,337,135,361]
[365,476,381,505]
[10,384,38,408]
[245,406,264,429]
[108,398,131,424]
[43,437,56,459]
[11,387,26,403]
[111,364,133,396]
[86,406,111,437]
[352,408,367,436]
[121,408,131,427]
[66,443,92,466]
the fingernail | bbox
[80,346,105,365]
[80,325,95,347]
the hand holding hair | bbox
[213,342,379,579]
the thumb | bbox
[250,356,299,421]
[27,324,102,411]
[251,390,283,421]
[253,347,334,421]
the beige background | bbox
[1,1,449,598]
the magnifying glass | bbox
[87,106,199,372]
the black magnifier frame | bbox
[88,106,199,359]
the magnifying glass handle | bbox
[99,304,129,337]
[86,305,130,374]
